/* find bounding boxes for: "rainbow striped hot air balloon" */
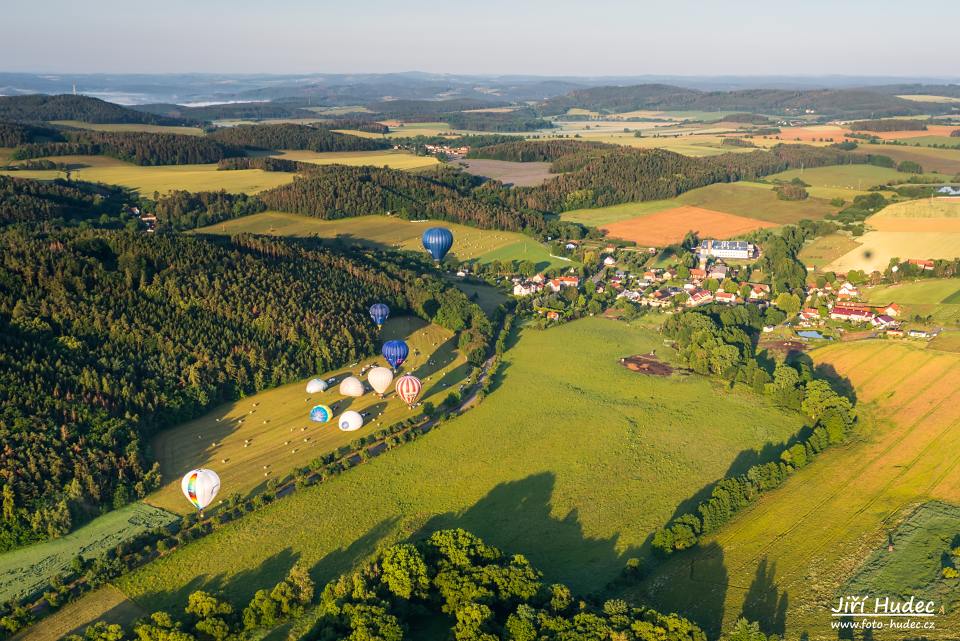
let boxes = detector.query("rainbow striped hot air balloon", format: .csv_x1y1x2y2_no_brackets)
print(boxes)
369,303,390,328
310,404,333,423
181,469,220,513
422,227,453,262
382,339,409,369
395,374,423,407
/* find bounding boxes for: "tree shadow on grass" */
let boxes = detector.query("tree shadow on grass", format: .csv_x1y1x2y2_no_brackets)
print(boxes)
739,557,788,637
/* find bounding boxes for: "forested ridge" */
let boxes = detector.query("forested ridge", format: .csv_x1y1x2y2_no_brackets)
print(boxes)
466,139,614,163
0,121,65,147
0,229,483,550
0,95,193,126
849,118,928,132
11,130,243,166
208,123,389,152
0,176,130,226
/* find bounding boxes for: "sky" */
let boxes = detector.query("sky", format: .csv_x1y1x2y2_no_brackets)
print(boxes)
4,0,959,77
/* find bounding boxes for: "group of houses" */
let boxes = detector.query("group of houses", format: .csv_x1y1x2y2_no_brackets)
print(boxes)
511,273,581,297
421,143,470,158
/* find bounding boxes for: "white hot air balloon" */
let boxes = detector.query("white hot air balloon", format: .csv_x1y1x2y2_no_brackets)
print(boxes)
338,410,364,432
181,469,221,513
367,366,394,396
339,376,365,397
306,378,328,394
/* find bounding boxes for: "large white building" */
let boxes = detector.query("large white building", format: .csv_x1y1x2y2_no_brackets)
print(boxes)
698,240,755,260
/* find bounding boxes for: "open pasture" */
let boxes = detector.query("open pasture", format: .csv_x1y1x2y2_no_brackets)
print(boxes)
798,232,862,269
858,142,960,175
269,148,438,170
197,211,574,271
146,316,470,513
0,154,293,195
864,278,960,325
629,340,960,639
49,120,206,136
826,231,960,274
0,503,176,603
115,317,805,616
897,94,960,103
12,586,145,641
600,205,777,246
767,164,907,197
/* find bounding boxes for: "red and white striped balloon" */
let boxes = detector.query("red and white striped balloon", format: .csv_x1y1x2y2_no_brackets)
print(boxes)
395,374,423,406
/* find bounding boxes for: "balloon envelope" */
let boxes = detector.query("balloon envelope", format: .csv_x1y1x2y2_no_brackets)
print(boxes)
181,469,220,511
368,366,394,395
382,340,409,369
369,303,390,327
422,227,454,262
338,410,363,432
306,378,328,394
339,376,365,397
395,375,423,406
309,404,333,422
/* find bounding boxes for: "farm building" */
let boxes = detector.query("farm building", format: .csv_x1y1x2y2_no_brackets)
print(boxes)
907,258,935,271
871,314,897,328
698,239,755,260
830,306,874,323
937,186,960,196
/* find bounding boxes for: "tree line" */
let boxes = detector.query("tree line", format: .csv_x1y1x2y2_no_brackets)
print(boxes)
207,123,389,152
0,229,486,550
62,529,707,641
849,118,928,132
12,131,243,166
0,176,129,226
0,121,65,147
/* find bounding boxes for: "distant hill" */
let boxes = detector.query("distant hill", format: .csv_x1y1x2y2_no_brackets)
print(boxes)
0,94,194,125
133,101,316,122
538,84,954,118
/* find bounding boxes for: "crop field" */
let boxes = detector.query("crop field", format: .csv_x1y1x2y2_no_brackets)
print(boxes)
0,502,177,602
930,332,960,353
13,585,145,641
858,143,960,175
766,164,908,198
561,199,676,226
49,120,206,136
897,95,960,103
864,279,960,325
574,132,754,157
147,316,470,513
113,317,804,617
797,232,862,269
868,125,959,141
888,135,960,148
826,231,960,274
196,211,574,271
0,155,293,195
628,340,960,639
600,205,777,246
269,149,438,170
869,198,960,232
454,159,555,186
342,121,453,139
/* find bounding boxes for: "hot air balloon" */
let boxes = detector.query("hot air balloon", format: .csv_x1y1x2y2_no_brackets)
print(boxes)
422,227,454,262
369,303,390,328
382,340,409,369
338,410,363,432
339,376,365,397
309,404,333,423
306,378,328,394
368,366,394,396
395,374,423,407
181,469,220,513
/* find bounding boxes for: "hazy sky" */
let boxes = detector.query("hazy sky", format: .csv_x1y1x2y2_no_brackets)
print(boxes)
4,0,959,76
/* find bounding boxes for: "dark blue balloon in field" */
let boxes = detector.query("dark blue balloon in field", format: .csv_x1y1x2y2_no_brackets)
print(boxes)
369,303,390,328
382,340,409,369
421,227,454,262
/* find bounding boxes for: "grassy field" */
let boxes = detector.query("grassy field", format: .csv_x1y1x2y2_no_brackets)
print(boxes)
797,233,862,269
446,279,510,316
146,316,470,513
12,585,145,641
827,231,960,274
628,340,960,639
0,503,176,602
897,95,960,104
112,317,804,618
0,155,293,195
858,143,960,175
843,500,960,607
863,279,960,325
49,120,206,136
196,212,574,271
766,165,907,199
561,181,838,229
269,149,438,170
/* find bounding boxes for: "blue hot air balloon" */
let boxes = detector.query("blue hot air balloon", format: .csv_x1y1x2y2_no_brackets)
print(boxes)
309,404,333,423
369,303,390,328
421,227,454,262
382,339,409,369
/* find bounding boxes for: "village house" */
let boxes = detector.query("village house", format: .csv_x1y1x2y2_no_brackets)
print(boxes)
907,258,935,271
837,282,860,300
698,239,755,260
908,329,931,338
748,283,770,300
886,329,905,338
546,276,580,292
512,281,544,296
687,289,714,307
714,291,738,304
871,314,897,328
690,267,707,281
708,263,729,280
799,307,820,321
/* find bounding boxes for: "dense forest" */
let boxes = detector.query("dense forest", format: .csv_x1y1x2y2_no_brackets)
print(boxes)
441,108,552,132
538,84,951,118
364,98,509,118
216,156,306,172
467,139,613,163
0,176,129,226
0,229,485,550
64,529,712,641
208,123,389,152
12,131,242,166
0,121,65,147
0,95,192,125
132,101,314,122
849,118,928,132
152,190,266,229
258,164,543,232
